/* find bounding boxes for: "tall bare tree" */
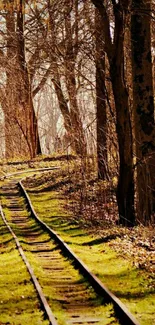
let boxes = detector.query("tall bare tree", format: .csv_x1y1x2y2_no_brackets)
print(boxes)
5,1,21,157
46,0,87,156
0,0,48,158
16,0,41,158
63,0,87,156
91,0,135,226
131,0,155,224
95,8,107,179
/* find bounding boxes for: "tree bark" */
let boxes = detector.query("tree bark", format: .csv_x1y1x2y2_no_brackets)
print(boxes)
4,0,41,159
51,67,72,137
91,0,135,226
48,0,86,156
5,0,27,159
64,0,87,157
110,62,135,226
16,0,41,158
95,9,107,179
131,0,155,224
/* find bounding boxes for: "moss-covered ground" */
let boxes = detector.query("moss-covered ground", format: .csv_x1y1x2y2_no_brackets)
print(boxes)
0,179,119,325
0,215,49,325
0,157,154,325
24,168,154,325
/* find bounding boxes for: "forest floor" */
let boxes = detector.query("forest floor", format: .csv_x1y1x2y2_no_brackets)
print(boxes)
0,155,155,325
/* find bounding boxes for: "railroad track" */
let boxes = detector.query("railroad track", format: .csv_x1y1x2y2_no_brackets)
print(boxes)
0,172,140,325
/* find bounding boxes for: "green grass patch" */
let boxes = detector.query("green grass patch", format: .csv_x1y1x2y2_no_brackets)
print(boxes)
1,180,120,325
28,188,155,325
0,218,49,325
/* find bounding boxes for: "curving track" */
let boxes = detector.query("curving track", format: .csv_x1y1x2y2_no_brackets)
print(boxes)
0,169,140,325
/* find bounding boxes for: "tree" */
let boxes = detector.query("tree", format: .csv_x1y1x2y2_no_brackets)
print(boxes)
46,0,73,148
95,8,107,179
90,0,135,226
0,0,42,159
44,0,87,156
131,0,155,224
5,0,22,158
16,0,41,158
63,0,87,156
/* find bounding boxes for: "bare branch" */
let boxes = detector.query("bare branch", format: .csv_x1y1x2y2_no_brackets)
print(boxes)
32,64,53,97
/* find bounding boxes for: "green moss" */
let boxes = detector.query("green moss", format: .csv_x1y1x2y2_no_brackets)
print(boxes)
1,186,119,325
28,188,155,325
0,221,49,324
1,168,154,325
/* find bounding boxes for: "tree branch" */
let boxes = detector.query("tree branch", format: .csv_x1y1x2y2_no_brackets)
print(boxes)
90,0,113,60
32,64,53,97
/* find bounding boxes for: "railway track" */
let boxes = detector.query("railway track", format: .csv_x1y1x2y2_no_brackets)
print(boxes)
0,172,140,325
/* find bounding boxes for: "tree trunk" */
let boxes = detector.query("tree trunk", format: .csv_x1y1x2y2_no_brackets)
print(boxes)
16,0,41,158
52,74,72,135
64,0,87,157
5,0,41,159
91,0,135,226
110,62,135,226
5,1,23,159
48,0,86,156
131,0,155,224
65,60,87,156
95,9,107,179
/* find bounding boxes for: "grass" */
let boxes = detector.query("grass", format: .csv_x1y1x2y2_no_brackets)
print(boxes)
0,184,119,325
0,159,154,325
25,250,118,325
27,187,155,325
0,218,49,325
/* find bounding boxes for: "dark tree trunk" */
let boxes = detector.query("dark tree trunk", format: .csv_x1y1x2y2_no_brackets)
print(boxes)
110,63,135,226
131,0,155,224
95,9,107,180
91,0,135,226
4,0,41,159
4,1,29,159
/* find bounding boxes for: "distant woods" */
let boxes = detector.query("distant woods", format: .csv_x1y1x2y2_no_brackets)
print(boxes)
0,0,154,226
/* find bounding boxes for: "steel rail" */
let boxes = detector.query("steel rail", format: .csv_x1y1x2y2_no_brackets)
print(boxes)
1,167,59,179
0,204,58,325
19,180,140,325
